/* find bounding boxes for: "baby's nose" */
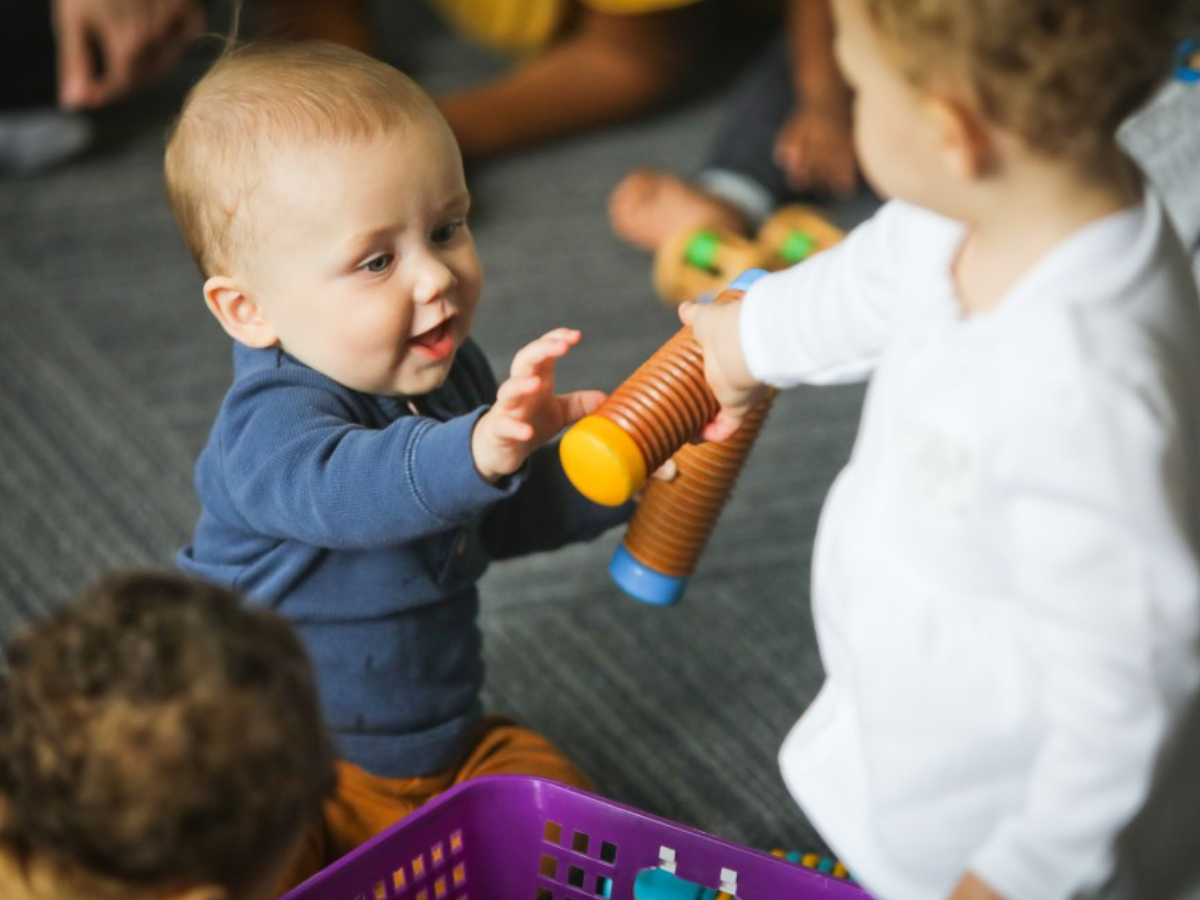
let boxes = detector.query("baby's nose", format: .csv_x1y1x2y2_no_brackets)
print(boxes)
413,257,457,304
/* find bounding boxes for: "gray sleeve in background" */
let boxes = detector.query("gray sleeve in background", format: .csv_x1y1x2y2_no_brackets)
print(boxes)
1121,81,1200,278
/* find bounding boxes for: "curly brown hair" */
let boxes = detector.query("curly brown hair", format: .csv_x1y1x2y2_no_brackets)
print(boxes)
862,0,1200,158
0,571,336,899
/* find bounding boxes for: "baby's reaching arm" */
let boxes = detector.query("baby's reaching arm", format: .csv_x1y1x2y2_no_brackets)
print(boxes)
471,328,604,481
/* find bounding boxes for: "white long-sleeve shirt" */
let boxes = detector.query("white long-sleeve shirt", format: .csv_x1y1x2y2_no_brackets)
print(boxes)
740,193,1200,900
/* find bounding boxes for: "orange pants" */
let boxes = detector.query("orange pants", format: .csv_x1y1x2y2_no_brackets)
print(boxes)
276,717,589,896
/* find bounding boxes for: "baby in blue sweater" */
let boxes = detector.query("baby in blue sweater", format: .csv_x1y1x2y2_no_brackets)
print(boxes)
164,39,630,890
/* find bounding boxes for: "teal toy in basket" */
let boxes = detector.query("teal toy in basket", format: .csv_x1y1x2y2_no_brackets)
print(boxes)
633,850,854,899
279,775,870,900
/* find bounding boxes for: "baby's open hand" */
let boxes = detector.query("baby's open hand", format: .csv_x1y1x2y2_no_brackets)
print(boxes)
471,328,605,482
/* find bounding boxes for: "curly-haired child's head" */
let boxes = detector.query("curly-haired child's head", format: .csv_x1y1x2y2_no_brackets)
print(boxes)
0,571,336,900
164,40,446,276
859,0,1196,159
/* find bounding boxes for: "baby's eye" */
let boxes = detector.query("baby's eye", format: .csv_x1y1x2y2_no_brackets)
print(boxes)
432,220,464,244
361,253,394,273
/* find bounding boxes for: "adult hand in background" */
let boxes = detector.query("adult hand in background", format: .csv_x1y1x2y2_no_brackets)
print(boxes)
774,98,858,198
53,0,206,109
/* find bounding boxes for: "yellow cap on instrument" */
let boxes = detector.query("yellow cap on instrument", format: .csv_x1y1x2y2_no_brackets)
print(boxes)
559,415,647,507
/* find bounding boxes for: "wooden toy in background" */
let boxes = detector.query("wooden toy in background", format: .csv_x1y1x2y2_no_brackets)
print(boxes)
653,226,766,306
653,204,845,306
755,205,846,271
559,270,773,606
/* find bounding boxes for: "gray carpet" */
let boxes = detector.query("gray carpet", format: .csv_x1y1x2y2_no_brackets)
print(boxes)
4,1,1199,887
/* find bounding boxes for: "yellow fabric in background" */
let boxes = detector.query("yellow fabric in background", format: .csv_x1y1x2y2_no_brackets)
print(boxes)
585,0,700,13
430,0,701,54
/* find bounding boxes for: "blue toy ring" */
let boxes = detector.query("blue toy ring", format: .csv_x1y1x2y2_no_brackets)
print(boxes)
1176,38,1200,83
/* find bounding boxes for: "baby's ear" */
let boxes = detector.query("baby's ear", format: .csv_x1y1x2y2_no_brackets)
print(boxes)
203,276,278,349
924,96,994,182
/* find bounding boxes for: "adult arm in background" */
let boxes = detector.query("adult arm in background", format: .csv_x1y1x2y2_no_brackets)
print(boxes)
773,0,857,196
438,3,704,159
53,0,206,109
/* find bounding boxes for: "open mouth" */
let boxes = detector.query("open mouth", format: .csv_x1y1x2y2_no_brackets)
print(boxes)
409,317,457,361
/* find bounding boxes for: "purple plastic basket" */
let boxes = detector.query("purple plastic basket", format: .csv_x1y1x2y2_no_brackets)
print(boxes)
280,775,871,900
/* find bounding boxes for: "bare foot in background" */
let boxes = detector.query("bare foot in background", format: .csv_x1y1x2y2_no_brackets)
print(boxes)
608,168,750,252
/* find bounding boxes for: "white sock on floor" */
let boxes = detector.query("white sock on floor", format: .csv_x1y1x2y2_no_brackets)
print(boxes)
0,108,91,175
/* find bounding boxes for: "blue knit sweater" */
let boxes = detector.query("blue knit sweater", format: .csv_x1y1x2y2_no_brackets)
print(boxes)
178,340,630,777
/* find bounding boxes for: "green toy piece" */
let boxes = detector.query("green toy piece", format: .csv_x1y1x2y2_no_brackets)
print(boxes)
780,229,819,265
684,229,723,271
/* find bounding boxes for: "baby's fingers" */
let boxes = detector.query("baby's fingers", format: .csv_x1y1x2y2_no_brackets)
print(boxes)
489,416,536,442
511,328,581,377
700,410,745,443
651,458,678,481
560,389,607,424
539,327,582,343
494,375,542,410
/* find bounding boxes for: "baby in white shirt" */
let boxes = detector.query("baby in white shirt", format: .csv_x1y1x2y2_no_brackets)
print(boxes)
683,2,1200,900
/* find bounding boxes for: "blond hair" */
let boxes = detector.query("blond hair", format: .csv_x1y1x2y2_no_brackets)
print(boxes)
164,41,444,275
862,0,1198,158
